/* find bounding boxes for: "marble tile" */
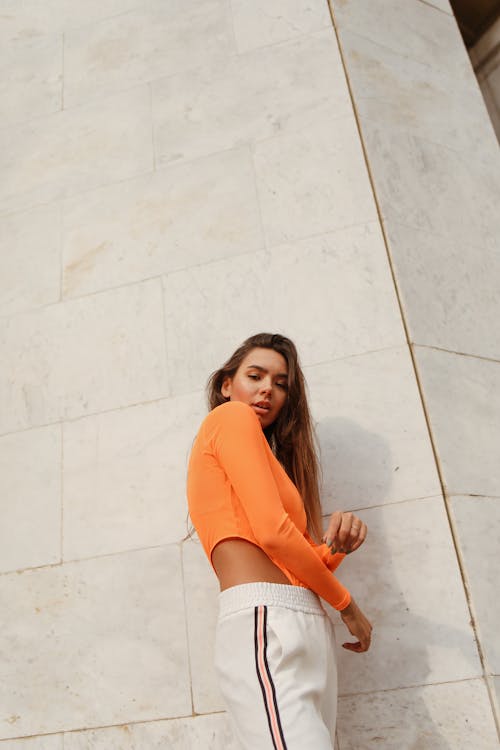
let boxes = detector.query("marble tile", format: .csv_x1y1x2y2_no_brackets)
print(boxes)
0,0,141,43
0,546,190,739
162,224,405,396
0,34,62,127
0,204,61,317
253,114,378,246
63,391,206,561
361,124,500,251
337,28,497,162
64,0,234,109
423,0,453,13
231,0,332,52
331,497,481,693
413,347,500,497
0,86,153,216
332,0,461,72
153,29,352,168
62,147,263,299
450,496,500,673
337,679,498,750
0,278,168,434
182,538,224,713
383,221,500,361
0,425,60,573
494,676,500,710
0,737,63,750
305,348,440,512
64,713,238,749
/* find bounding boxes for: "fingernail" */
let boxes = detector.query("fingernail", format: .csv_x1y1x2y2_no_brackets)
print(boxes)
325,537,332,547
330,547,337,554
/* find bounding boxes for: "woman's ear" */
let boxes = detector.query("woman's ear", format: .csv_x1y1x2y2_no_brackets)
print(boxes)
221,376,232,399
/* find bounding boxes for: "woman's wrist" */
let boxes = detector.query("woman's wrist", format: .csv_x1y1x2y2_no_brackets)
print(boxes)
340,597,357,617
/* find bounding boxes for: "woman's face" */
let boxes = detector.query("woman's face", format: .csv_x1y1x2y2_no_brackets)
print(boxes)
221,347,289,428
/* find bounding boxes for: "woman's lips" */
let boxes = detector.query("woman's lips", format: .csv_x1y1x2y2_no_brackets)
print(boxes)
252,404,271,415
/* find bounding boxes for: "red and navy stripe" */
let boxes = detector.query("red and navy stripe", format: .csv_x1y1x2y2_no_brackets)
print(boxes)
254,605,288,750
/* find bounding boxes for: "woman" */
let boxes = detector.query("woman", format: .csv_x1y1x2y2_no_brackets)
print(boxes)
186,332,372,749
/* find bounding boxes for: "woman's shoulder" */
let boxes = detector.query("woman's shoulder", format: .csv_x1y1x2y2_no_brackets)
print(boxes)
199,400,259,436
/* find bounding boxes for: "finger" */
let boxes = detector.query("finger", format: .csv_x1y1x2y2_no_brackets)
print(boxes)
322,511,343,547
342,641,363,652
337,512,354,548
349,523,368,553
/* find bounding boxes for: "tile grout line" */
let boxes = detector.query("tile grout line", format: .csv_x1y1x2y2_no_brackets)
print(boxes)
0,216,380,320
0,710,231,743
4,341,500,444
325,0,500,738
416,0,454,16
337,674,491,699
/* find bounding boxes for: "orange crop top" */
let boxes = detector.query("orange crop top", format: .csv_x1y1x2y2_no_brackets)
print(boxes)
186,400,351,611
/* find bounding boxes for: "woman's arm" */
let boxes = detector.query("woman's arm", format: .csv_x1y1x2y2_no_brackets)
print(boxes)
304,530,346,572
208,401,351,611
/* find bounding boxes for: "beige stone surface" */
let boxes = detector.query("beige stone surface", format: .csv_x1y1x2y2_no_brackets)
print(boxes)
450,496,500,674
0,424,60,573
0,1,140,42
0,34,62,127
0,278,168,434
305,347,441,511
63,713,238,749
63,392,205,561
231,0,331,52
162,224,404,395
337,679,498,749
494,677,500,710
331,497,480,693
0,204,61,318
414,347,500,497
361,124,500,250
153,29,352,168
337,27,497,161
0,737,63,750
62,147,263,299
182,539,224,714
64,1,234,109
384,221,500,360
0,546,191,739
0,86,153,216
331,0,465,72
253,113,377,246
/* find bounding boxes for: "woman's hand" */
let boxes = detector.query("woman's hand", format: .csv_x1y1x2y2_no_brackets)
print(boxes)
321,511,367,554
340,597,372,652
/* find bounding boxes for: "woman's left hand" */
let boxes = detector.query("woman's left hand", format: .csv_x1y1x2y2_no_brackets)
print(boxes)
321,511,367,554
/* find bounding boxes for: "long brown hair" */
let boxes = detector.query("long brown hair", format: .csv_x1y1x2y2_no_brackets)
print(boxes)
184,332,324,543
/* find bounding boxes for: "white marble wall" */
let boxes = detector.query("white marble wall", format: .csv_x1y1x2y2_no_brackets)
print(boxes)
0,1,498,748
470,14,500,141
329,0,500,746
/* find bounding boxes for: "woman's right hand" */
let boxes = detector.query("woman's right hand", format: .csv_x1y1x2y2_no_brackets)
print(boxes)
340,597,372,652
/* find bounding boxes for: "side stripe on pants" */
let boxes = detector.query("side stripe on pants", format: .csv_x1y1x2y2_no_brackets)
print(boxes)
254,605,288,750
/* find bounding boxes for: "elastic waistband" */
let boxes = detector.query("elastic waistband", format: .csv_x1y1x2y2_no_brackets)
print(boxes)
218,582,325,617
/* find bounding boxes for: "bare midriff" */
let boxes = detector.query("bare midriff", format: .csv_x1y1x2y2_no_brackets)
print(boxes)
211,538,291,591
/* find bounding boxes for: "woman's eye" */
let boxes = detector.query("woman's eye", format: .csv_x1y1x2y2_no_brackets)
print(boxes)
277,383,288,389
248,374,259,380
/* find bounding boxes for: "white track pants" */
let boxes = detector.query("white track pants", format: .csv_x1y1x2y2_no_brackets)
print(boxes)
214,582,338,750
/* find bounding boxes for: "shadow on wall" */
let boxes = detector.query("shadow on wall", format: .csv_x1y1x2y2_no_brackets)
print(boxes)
317,416,476,749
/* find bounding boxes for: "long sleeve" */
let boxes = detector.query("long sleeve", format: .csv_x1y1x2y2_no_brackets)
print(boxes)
304,529,346,573
209,401,351,611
